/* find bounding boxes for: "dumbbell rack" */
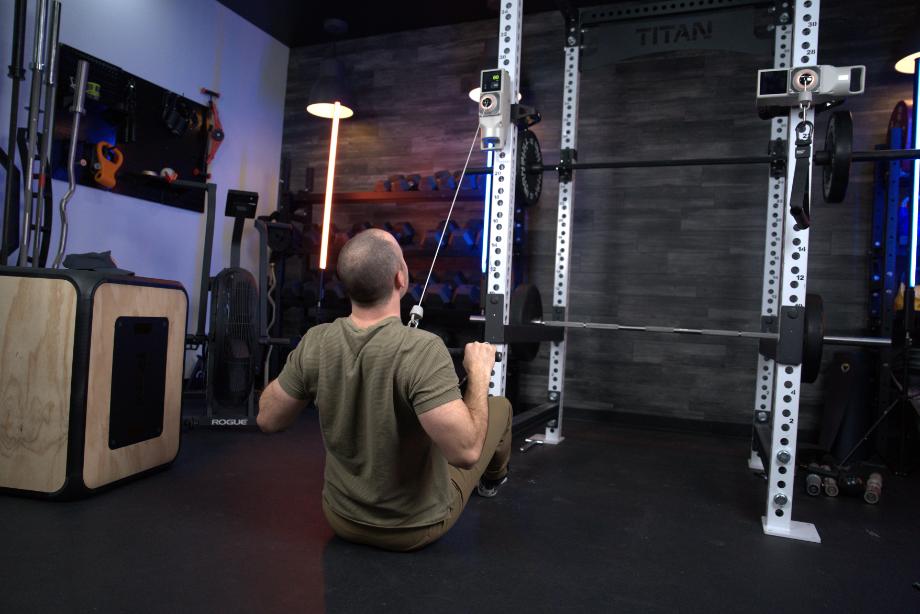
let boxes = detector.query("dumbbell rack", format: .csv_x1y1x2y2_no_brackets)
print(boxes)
289,189,497,332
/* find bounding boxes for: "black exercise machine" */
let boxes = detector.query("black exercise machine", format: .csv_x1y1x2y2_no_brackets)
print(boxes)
185,189,293,428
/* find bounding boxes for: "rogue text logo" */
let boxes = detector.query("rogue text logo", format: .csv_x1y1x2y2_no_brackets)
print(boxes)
211,418,248,426
635,21,713,46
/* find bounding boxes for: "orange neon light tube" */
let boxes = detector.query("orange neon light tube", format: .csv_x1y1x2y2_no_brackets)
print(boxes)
319,101,342,269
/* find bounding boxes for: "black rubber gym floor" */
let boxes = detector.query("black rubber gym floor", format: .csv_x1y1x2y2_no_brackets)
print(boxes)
1,413,917,613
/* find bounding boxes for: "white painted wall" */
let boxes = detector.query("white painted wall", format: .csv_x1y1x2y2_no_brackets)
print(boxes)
0,0,289,344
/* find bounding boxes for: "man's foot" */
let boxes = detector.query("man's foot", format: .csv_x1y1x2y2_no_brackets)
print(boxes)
476,474,508,498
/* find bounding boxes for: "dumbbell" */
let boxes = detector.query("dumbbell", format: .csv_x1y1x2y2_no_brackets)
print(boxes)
418,175,438,191
349,221,373,237
421,220,460,249
443,271,469,287
389,175,411,191
409,271,439,285
805,465,822,496
384,221,416,246
400,278,421,307
822,464,839,497
406,174,421,191
406,283,424,304
864,473,882,504
473,228,484,252
453,171,478,190
434,170,457,191
452,284,481,309
461,220,484,249
425,282,455,308
310,223,347,243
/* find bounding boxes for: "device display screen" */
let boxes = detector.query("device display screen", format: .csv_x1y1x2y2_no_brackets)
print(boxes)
482,70,502,92
849,66,864,92
759,69,788,96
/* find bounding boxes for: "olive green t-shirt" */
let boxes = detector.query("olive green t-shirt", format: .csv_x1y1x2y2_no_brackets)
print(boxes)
277,316,462,528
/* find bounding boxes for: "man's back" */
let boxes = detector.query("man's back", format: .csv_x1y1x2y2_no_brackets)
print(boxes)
277,316,461,527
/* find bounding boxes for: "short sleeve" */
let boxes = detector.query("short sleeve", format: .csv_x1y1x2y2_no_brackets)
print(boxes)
407,338,462,415
277,328,320,400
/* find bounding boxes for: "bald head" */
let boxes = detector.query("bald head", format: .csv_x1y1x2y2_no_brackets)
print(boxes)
336,229,405,308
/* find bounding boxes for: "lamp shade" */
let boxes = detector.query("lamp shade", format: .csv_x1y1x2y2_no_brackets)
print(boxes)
306,58,354,118
894,26,920,74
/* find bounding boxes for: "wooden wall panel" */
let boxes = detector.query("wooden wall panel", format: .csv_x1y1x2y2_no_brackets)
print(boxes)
282,1,919,427
0,277,77,493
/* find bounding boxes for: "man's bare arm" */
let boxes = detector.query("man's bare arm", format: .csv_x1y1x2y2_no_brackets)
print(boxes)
417,342,494,468
257,380,309,433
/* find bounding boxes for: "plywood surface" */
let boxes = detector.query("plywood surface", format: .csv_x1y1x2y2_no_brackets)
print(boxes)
83,283,186,489
0,276,77,493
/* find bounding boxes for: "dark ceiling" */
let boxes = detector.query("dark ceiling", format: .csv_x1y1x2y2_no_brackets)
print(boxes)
216,0,574,48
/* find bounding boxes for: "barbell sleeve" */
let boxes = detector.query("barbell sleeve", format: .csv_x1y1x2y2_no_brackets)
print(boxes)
822,335,892,347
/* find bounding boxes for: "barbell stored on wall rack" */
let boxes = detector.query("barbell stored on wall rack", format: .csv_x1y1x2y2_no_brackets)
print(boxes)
469,113,920,206
466,285,891,383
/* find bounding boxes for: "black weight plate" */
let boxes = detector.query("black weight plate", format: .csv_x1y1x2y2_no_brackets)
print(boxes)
509,283,542,361
802,293,824,383
822,111,853,204
516,129,543,207
888,100,913,174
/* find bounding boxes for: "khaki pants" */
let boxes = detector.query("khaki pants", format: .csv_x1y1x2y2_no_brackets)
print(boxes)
323,397,513,552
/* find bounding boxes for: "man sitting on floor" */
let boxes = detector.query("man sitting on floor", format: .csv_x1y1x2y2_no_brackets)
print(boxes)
257,229,512,551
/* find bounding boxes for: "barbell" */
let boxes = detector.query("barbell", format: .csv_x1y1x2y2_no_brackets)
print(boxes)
470,112,920,207
464,284,890,383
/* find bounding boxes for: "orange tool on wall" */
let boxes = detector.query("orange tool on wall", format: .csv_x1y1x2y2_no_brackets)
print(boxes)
198,87,224,178
94,141,124,189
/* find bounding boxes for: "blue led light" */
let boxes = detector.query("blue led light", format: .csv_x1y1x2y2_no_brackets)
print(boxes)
482,150,493,273
911,60,920,287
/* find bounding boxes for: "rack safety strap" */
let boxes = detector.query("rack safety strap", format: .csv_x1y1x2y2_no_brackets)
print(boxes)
788,107,815,229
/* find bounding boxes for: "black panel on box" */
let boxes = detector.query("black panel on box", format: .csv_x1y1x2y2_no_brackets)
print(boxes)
759,69,788,96
108,317,169,450
225,189,259,219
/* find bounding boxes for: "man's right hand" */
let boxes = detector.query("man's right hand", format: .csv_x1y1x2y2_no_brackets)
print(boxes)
463,342,496,379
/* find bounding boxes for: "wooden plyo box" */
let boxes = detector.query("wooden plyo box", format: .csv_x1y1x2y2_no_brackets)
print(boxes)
0,268,187,498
